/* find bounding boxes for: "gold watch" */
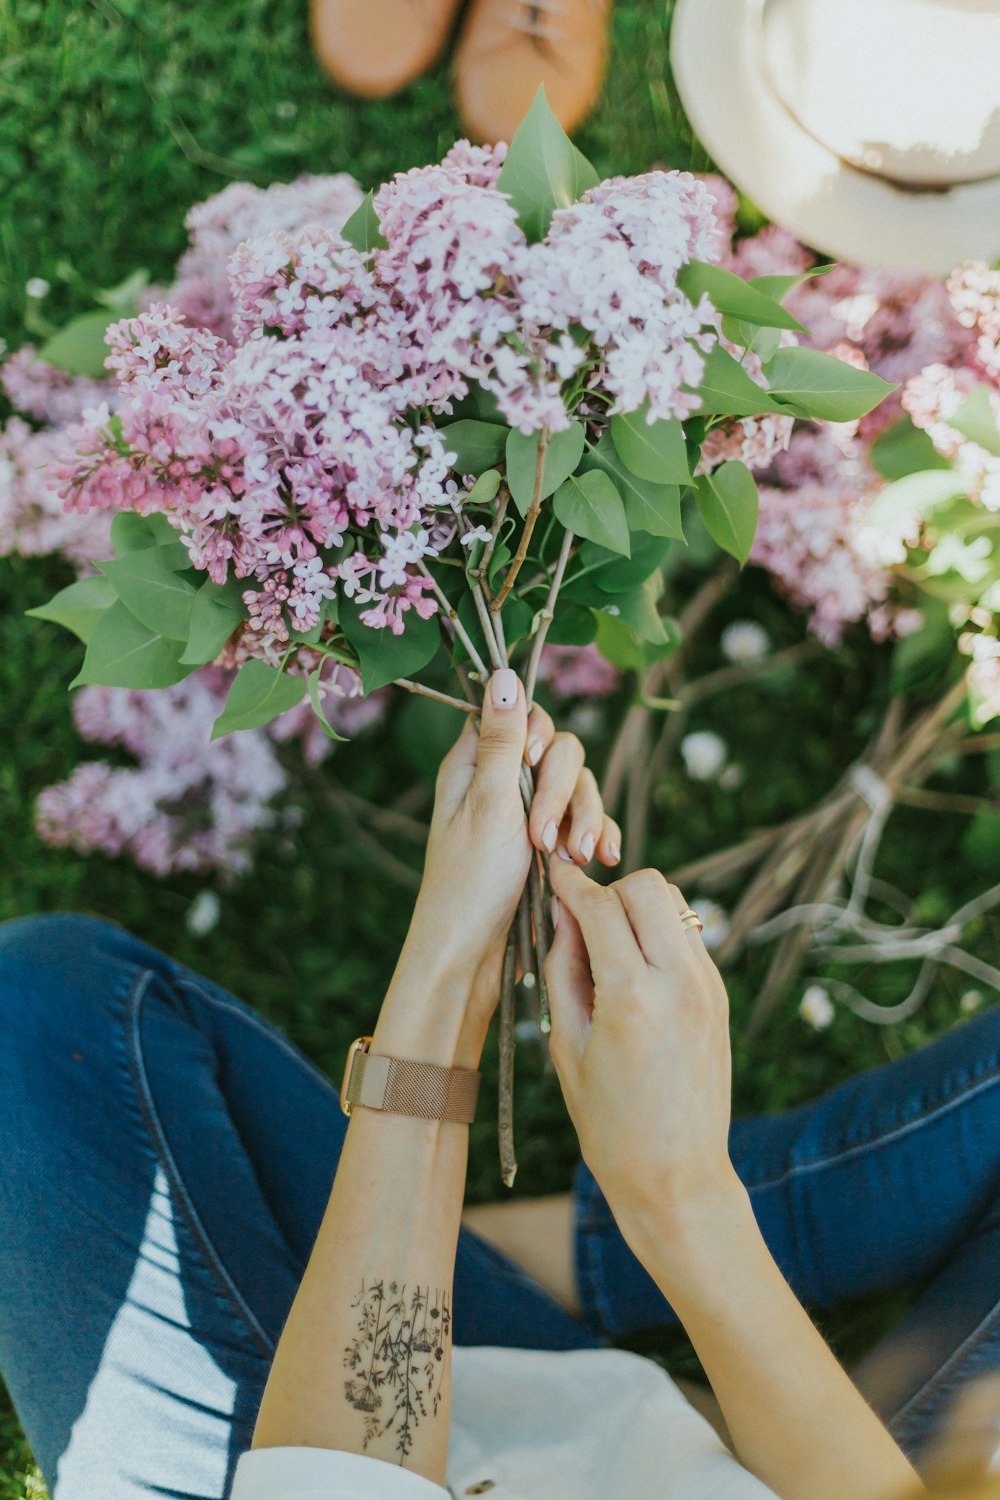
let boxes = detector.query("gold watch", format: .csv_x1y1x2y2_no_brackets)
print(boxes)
339,1036,481,1125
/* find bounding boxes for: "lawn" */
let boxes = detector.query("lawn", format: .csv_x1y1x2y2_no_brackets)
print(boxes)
1,2,996,1495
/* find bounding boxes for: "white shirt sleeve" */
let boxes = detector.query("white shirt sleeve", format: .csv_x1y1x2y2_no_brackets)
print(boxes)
231,1446,450,1500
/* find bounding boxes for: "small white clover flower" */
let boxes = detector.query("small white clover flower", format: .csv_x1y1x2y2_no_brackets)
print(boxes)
960,989,984,1013
800,984,835,1030
691,897,729,952
719,763,746,792
721,620,771,664
680,730,727,781
25,277,50,300
186,889,221,938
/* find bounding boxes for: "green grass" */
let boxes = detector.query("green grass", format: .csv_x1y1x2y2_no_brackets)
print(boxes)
1,3,997,1494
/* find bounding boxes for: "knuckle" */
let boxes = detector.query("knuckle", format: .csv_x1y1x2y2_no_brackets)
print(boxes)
552,731,585,767
619,867,667,899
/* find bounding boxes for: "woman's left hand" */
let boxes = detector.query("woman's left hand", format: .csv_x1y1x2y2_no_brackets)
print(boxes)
377,668,620,1069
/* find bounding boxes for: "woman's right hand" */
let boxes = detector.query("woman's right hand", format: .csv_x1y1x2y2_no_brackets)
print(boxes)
545,857,740,1241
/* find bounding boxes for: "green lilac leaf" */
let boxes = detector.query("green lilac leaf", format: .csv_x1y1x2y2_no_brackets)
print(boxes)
688,345,784,417
583,432,684,539
307,666,349,741
950,385,1000,457
870,418,951,480
749,265,833,301
441,419,509,476
38,309,113,378
72,600,194,689
721,315,781,364
211,659,307,738
340,191,387,253
694,460,759,564
867,470,969,527
506,421,585,515
553,469,630,556
677,261,805,332
26,574,117,644
609,404,690,485
545,599,598,646
93,268,150,313
111,511,190,568
466,468,502,506
609,573,670,643
340,600,440,693
576,533,671,595
763,346,897,422
496,86,599,241
180,577,246,665
99,548,199,640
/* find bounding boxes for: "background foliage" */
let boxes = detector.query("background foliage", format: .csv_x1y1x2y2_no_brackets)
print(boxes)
0,1,995,1493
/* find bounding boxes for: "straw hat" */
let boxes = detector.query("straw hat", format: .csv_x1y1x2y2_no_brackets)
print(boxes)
670,0,1000,271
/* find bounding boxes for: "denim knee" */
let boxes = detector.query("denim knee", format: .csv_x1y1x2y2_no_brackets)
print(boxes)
0,912,142,1049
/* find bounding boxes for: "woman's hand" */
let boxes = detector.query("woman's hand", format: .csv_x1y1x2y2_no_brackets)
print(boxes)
545,857,737,1238
377,669,620,1070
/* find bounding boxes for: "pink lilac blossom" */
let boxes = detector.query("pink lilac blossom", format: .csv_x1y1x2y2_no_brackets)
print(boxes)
56,155,725,655
537,643,621,699
0,417,112,565
1,346,110,427
903,363,1000,513
35,672,290,878
752,427,918,645
963,632,1000,726
162,174,365,340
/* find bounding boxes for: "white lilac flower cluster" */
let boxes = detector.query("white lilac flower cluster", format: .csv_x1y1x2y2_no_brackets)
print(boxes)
55,142,720,652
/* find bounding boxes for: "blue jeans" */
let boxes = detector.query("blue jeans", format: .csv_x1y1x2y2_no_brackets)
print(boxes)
1,915,999,1499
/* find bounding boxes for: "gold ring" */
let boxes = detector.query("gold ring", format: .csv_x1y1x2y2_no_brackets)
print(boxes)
678,908,704,932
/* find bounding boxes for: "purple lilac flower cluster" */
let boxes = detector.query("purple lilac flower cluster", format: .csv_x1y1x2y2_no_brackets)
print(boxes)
55,143,721,653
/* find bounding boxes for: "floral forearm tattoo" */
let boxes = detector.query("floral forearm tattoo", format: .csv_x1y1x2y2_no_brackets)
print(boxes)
343,1279,451,1463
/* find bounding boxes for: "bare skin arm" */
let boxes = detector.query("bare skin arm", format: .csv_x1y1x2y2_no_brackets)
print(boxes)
251,672,620,1485
545,857,923,1500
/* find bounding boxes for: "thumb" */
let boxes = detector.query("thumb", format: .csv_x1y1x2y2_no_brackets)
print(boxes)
472,669,527,797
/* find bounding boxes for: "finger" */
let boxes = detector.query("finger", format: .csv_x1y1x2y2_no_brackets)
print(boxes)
544,901,593,1066
597,814,622,867
528,732,585,854
524,704,554,768
615,872,706,970
548,857,646,989
471,669,528,799
434,715,480,814
566,768,604,864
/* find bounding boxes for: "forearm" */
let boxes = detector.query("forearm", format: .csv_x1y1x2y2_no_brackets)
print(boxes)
252,952,488,1487
625,1176,922,1500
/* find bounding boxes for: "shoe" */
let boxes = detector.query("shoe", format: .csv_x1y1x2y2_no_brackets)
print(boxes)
454,0,612,144
311,0,464,98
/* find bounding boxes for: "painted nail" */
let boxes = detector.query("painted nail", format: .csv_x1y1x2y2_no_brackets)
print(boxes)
609,840,621,863
542,818,558,852
551,894,560,929
489,668,519,710
527,737,544,766
580,831,596,862
556,843,574,863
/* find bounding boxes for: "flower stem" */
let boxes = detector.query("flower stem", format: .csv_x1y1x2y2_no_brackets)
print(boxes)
491,431,549,613
417,560,491,680
394,678,478,713
498,929,518,1189
524,527,574,711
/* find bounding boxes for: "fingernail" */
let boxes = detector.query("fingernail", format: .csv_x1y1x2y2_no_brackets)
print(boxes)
556,843,573,863
580,831,596,862
542,818,558,852
527,737,544,766
551,894,560,929
609,840,621,863
489,668,519,710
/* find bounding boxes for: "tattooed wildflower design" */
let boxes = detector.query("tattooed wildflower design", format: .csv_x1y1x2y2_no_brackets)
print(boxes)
343,1280,451,1462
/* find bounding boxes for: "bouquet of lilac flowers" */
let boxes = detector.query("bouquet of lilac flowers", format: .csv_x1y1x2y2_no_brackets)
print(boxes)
30,93,892,1175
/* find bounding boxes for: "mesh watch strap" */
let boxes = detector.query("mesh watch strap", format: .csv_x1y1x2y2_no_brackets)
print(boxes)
344,1044,481,1124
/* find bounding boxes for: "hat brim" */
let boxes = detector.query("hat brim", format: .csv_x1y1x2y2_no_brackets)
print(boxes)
670,0,1000,273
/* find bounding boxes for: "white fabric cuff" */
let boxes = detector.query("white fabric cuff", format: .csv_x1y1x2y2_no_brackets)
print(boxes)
231,1446,450,1500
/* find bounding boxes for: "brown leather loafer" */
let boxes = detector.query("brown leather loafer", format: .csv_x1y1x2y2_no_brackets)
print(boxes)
311,0,465,98
454,0,612,143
